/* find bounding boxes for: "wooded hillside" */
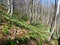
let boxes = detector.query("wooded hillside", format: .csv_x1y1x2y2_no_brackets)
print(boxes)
0,0,60,45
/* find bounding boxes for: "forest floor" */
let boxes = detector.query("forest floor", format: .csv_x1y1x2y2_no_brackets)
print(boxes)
0,21,58,45
0,4,58,45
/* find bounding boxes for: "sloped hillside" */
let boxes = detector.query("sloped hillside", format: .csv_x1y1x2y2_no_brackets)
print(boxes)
0,4,58,45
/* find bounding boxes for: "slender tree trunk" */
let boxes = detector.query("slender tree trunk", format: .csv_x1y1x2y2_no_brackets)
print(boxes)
30,0,33,24
10,0,13,15
47,0,50,25
7,0,13,15
7,0,10,14
48,0,60,41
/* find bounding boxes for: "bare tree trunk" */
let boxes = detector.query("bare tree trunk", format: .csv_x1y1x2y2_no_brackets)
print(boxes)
7,0,10,14
47,0,50,25
48,0,60,41
10,0,13,15
7,0,13,15
30,0,33,24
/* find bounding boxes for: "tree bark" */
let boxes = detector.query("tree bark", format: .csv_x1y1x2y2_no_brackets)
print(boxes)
48,0,60,41
7,0,13,15
10,0,13,15
7,0,10,14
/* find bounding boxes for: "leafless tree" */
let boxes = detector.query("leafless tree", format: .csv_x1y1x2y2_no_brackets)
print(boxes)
48,0,60,41
7,0,13,15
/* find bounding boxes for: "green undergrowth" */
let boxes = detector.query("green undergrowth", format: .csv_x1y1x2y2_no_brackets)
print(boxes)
0,4,51,45
0,10,51,45
0,3,6,6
